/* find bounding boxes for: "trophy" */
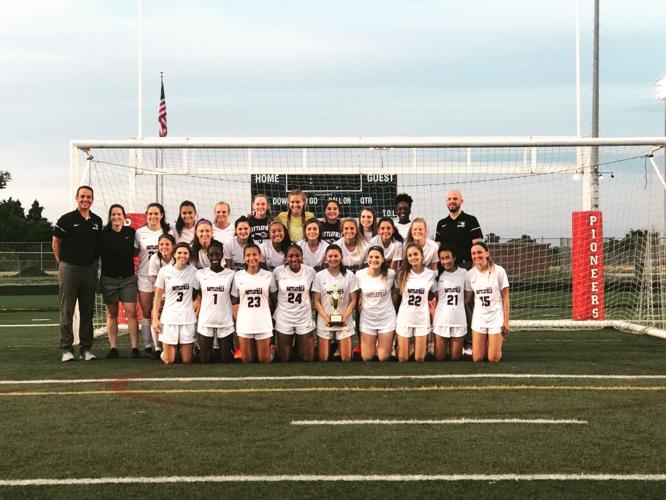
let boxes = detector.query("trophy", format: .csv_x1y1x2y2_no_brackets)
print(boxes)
328,284,344,327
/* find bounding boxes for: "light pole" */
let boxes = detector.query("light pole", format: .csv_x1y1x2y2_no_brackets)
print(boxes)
657,76,666,236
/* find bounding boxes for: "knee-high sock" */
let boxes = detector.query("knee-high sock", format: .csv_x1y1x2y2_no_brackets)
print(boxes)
141,318,152,348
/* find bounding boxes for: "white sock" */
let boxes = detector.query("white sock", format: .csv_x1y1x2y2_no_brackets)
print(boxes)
141,319,152,348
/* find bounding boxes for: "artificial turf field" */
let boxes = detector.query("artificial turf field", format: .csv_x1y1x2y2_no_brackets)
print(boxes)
0,308,664,499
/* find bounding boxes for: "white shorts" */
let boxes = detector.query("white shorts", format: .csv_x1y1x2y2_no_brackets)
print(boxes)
396,325,430,338
360,326,395,336
433,326,467,338
197,325,234,338
137,275,153,293
359,319,395,335
473,326,503,335
275,320,315,336
237,331,273,341
159,323,196,345
317,328,355,341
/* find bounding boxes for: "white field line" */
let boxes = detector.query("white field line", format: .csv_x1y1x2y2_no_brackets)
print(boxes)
0,474,665,486
0,374,665,385
291,418,588,425
0,324,58,328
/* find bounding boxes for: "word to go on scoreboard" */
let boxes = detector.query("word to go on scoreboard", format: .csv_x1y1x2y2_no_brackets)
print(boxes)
251,174,398,219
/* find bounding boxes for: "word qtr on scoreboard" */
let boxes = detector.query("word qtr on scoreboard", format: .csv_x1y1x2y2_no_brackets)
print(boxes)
571,211,605,320
251,174,398,219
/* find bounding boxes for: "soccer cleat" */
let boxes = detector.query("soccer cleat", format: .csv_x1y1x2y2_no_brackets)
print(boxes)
233,348,242,360
462,346,473,357
144,346,154,358
106,348,119,359
81,350,96,361
130,348,141,359
61,351,75,362
150,349,162,360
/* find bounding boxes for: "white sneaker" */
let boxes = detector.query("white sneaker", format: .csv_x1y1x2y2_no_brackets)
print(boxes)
61,351,75,362
462,346,473,357
81,350,96,361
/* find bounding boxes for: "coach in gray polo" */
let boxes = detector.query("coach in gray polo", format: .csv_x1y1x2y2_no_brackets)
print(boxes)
52,186,103,362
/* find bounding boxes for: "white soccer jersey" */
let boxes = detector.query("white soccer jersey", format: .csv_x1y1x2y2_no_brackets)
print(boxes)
213,224,235,245
396,268,437,328
298,240,329,271
466,265,510,330
312,269,359,331
368,235,403,264
223,237,248,271
402,239,439,267
433,268,467,327
232,269,277,334
155,264,199,325
260,240,285,270
175,226,194,244
333,238,369,272
361,229,374,243
394,221,411,240
356,268,396,329
192,249,211,270
135,226,165,277
148,252,174,278
273,264,316,328
196,267,235,328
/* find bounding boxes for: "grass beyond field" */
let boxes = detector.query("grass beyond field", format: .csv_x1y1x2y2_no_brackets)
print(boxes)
0,312,664,499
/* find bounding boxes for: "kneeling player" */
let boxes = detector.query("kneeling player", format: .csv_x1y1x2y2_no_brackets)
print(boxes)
432,245,467,361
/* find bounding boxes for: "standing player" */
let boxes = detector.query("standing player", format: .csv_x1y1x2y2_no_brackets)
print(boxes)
52,186,103,361
260,220,291,271
465,242,510,363
147,233,175,359
435,189,484,356
321,199,342,244
312,245,359,362
355,246,397,362
248,194,271,245
395,243,437,362
299,218,329,271
369,217,403,271
358,206,378,243
276,189,315,242
432,245,467,361
232,244,277,364
196,240,235,363
134,202,172,356
403,217,438,270
190,218,214,269
152,243,199,365
212,201,235,246
224,216,252,271
393,193,413,240
98,204,140,359
174,201,197,244
273,245,317,362
334,218,369,273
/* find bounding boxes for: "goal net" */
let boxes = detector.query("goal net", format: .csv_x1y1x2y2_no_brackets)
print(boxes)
68,137,666,338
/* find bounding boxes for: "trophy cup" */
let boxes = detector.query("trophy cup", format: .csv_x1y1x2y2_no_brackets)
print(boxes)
328,285,344,327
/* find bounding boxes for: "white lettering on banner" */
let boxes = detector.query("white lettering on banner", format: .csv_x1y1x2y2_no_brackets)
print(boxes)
592,308,599,319
367,174,395,183
254,175,280,183
589,215,597,225
589,214,600,317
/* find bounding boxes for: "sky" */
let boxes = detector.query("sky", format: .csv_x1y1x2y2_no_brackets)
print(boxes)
0,0,665,224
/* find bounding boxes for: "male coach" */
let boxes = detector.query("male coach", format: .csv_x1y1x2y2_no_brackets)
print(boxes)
435,189,483,354
52,186,103,361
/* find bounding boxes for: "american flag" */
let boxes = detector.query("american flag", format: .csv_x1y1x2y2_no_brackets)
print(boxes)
158,74,167,137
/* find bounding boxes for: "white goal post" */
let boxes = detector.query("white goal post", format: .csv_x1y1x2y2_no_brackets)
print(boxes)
68,136,666,339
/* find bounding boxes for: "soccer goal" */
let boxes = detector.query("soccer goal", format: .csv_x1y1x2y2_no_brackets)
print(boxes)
68,137,666,339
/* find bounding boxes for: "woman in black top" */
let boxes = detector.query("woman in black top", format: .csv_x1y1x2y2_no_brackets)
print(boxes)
99,204,140,358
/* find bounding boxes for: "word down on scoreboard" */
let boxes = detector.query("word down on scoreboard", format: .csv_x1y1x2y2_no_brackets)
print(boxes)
571,211,604,320
251,174,398,218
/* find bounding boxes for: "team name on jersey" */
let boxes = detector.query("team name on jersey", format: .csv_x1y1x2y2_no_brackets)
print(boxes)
477,286,493,294
322,231,340,239
206,285,226,292
286,285,305,292
172,284,190,291
365,290,386,298
443,286,461,293
407,287,425,294
246,288,263,295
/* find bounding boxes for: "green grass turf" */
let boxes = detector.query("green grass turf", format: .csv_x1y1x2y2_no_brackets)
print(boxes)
0,294,58,311
0,321,663,498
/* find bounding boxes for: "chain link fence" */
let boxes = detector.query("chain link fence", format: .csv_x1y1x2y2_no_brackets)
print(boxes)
0,242,58,285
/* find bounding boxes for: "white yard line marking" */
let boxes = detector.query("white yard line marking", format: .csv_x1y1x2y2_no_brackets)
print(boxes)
31,319,50,322
291,418,588,425
1,374,665,386
0,324,58,328
0,474,664,486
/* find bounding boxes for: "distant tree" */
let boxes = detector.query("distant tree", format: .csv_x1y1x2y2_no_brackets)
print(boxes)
0,197,52,241
0,171,10,189
507,234,536,244
486,232,501,243
27,200,46,222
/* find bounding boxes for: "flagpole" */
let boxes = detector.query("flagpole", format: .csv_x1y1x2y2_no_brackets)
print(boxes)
137,0,143,140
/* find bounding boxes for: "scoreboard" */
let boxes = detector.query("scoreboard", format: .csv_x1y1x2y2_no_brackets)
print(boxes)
251,174,398,218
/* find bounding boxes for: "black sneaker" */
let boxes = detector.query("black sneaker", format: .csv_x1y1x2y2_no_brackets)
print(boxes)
130,348,141,359
106,348,119,359
151,349,162,360
144,346,154,358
